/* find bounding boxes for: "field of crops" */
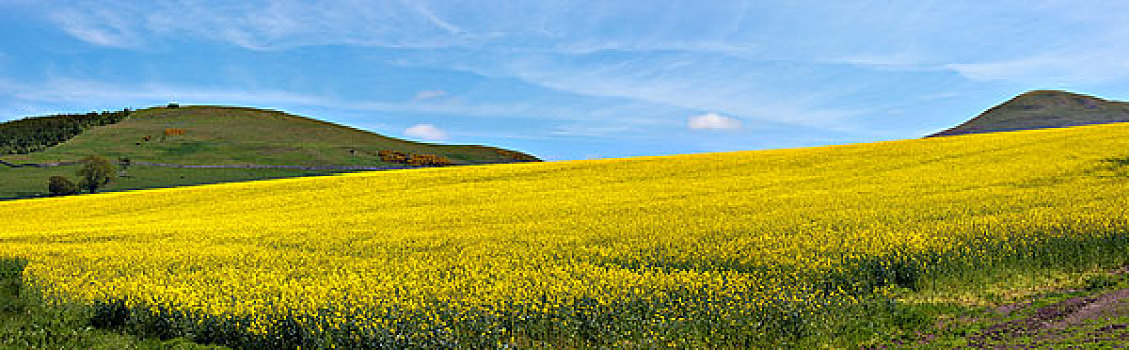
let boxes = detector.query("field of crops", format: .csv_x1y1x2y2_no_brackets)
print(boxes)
3,123,1129,347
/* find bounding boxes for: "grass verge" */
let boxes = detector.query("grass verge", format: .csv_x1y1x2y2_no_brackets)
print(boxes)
807,263,1129,348
0,258,224,349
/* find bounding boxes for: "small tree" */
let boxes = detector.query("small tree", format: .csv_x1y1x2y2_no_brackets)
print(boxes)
47,176,78,196
118,156,132,177
77,155,115,193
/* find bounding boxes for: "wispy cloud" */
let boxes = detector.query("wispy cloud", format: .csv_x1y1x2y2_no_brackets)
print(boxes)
688,112,742,131
412,89,448,101
408,0,463,34
0,77,683,128
22,0,1129,159
51,8,140,48
404,123,447,141
549,124,634,137
945,52,1129,84
7,78,325,106
22,1,953,135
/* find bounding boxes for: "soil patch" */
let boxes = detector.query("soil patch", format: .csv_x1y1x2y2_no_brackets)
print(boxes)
968,287,1129,348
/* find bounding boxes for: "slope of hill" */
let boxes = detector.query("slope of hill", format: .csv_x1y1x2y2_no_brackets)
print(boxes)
2,122,1128,347
0,105,538,198
929,90,1129,137
0,109,131,154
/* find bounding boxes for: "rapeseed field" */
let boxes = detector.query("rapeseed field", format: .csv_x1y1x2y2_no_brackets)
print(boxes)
2,123,1129,347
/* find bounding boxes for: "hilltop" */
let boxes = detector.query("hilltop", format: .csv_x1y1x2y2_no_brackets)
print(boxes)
2,121,1128,347
930,90,1129,137
0,105,538,198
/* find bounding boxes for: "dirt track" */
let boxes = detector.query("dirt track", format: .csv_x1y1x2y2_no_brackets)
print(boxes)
968,287,1129,348
0,160,78,168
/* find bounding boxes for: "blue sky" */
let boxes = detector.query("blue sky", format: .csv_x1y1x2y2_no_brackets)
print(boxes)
2,1,1128,160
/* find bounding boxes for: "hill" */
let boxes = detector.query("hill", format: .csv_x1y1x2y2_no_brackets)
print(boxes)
0,109,130,154
0,105,538,198
2,122,1128,347
929,90,1129,137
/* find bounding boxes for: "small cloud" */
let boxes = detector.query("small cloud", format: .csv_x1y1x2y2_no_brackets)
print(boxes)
413,89,448,101
404,124,448,141
688,112,742,131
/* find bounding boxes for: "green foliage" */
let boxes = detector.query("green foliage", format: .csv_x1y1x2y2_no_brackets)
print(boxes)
1,258,224,349
0,109,130,154
76,155,115,193
1084,274,1119,291
0,105,538,199
47,176,78,196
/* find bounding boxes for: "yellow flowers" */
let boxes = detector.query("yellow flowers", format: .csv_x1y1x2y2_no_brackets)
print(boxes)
2,123,1129,347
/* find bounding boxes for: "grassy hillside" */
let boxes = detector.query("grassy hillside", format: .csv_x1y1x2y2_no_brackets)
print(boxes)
0,105,537,198
930,90,1129,137
1,122,1129,347
0,109,130,154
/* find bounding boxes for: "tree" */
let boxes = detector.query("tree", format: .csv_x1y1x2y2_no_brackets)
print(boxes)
47,176,78,196
118,156,131,177
77,155,115,193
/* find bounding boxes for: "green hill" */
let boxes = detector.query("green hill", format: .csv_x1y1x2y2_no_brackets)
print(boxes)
3,118,1129,347
0,105,538,199
929,90,1129,137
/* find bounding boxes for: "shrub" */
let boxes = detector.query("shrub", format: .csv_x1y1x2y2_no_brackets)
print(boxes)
77,155,115,193
48,176,79,196
378,150,409,164
378,150,452,166
407,154,453,166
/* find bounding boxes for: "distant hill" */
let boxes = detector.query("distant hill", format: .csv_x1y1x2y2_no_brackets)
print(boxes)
0,105,538,199
929,90,1129,137
0,110,130,154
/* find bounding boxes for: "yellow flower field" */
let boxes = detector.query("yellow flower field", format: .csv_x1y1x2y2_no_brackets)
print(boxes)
2,123,1129,347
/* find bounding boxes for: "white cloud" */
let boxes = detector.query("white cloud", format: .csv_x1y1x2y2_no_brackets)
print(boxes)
412,89,448,101
404,123,448,141
37,1,1129,139
51,8,140,47
688,112,742,131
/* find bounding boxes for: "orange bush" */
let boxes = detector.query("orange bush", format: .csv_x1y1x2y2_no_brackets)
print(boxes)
378,150,408,163
407,154,453,166
378,150,451,166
